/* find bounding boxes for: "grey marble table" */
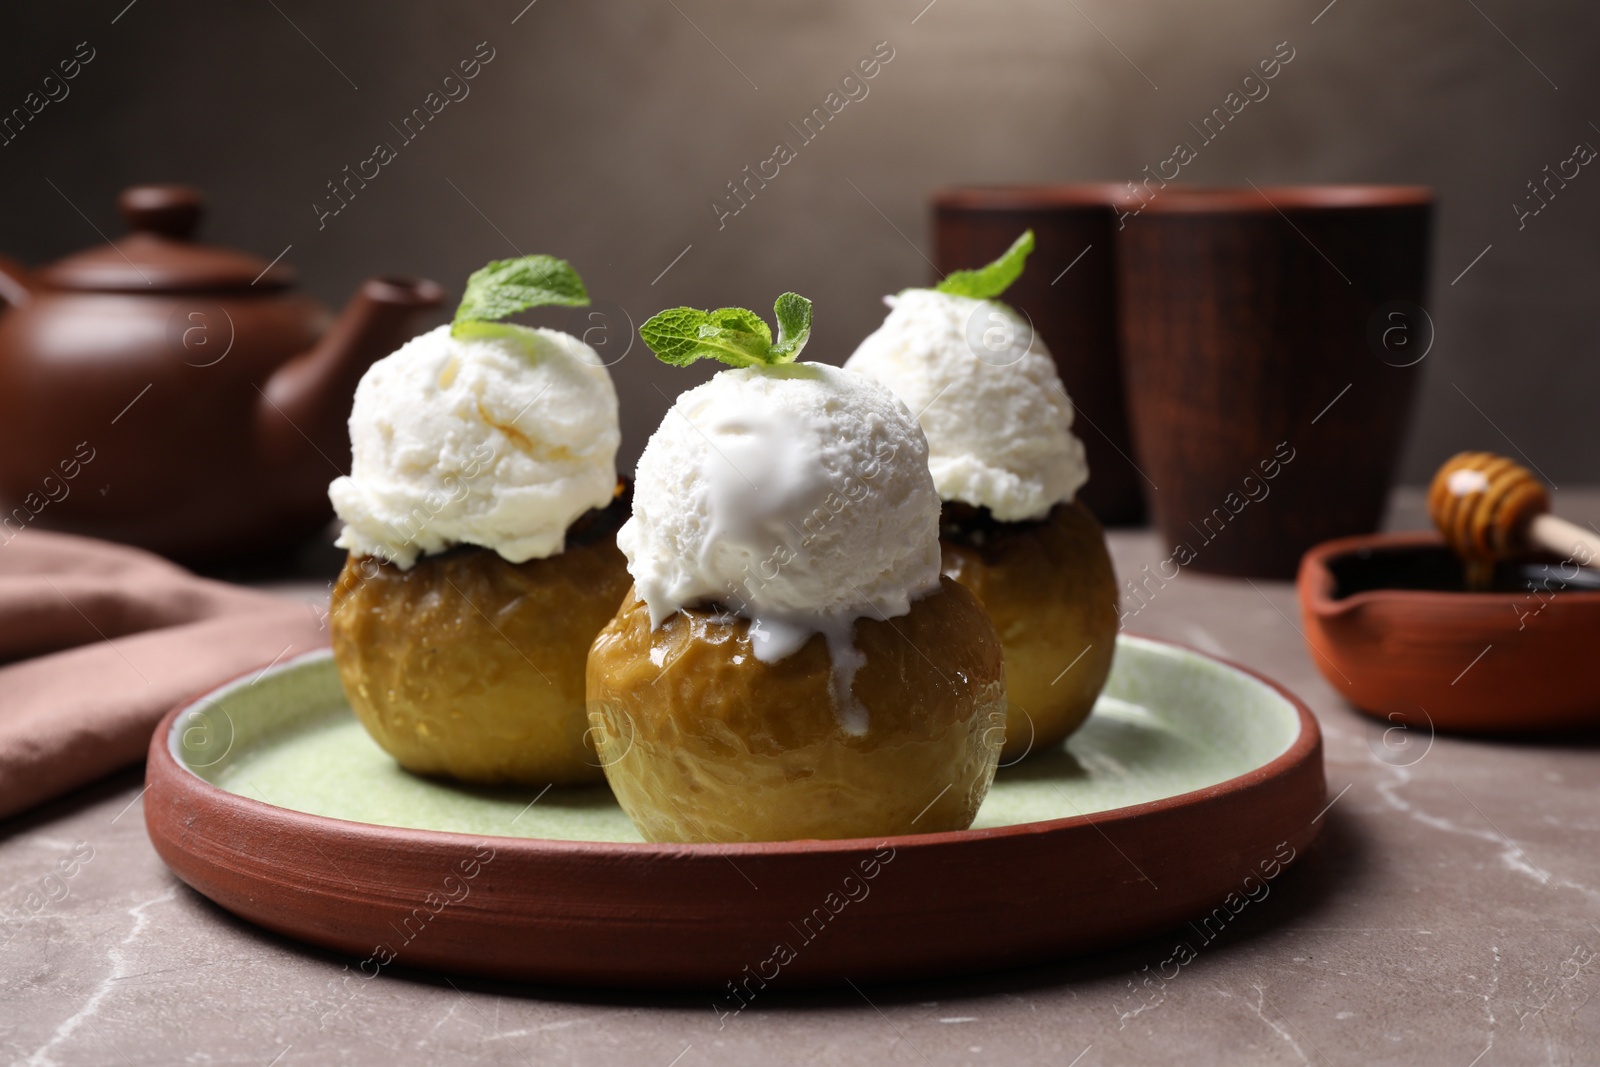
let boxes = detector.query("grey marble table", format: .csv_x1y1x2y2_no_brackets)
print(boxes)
4,490,1598,1067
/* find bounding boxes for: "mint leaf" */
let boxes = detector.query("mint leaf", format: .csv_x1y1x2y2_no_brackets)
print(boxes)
639,292,812,368
452,255,589,336
934,229,1035,300
639,308,768,367
636,308,709,366
707,307,773,346
770,292,813,360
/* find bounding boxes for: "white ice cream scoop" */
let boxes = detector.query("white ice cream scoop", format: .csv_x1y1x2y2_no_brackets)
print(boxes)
617,361,942,663
329,322,620,568
845,287,1087,522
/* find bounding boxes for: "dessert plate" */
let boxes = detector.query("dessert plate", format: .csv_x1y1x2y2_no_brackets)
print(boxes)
145,635,1324,989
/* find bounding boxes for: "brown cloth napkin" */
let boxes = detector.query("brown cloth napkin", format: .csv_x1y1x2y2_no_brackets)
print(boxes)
0,528,329,821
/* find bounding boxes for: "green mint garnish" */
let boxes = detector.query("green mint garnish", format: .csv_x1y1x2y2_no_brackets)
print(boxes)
933,229,1034,300
451,255,589,339
770,291,813,361
640,292,813,368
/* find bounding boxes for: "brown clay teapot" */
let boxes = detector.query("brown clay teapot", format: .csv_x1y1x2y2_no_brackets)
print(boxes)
0,184,443,562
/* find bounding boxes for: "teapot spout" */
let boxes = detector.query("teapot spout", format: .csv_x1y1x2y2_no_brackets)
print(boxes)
257,275,443,474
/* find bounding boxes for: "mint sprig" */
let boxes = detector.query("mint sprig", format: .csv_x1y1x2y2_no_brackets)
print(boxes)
934,229,1034,300
451,255,589,339
640,292,813,368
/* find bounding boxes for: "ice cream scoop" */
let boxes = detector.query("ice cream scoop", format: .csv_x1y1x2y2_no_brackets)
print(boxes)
328,322,620,568
844,287,1087,521
846,234,1116,763
617,361,942,667
591,292,1003,841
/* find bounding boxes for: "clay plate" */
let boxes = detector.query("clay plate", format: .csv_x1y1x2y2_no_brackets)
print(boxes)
145,635,1325,989
1298,531,1600,733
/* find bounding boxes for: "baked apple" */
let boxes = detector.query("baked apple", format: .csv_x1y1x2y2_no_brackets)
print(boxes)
588,577,1003,842
332,488,630,784
846,231,1118,758
939,499,1117,759
589,294,1005,842
326,255,628,785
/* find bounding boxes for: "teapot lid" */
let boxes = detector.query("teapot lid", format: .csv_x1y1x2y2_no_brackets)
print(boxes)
37,185,294,292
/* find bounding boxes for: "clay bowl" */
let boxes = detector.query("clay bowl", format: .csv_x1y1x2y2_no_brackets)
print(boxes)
1298,531,1600,732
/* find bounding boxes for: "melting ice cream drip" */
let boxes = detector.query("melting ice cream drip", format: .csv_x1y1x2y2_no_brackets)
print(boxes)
617,362,943,736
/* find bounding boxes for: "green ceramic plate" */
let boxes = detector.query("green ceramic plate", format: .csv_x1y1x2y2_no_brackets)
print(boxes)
177,635,1303,843
150,632,1323,986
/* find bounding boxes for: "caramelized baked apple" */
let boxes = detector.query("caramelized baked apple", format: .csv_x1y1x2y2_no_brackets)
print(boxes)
844,232,1121,759
587,576,1004,843
940,498,1117,760
331,491,631,785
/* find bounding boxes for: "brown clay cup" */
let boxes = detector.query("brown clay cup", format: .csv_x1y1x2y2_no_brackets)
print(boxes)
934,185,1147,526
1117,186,1433,577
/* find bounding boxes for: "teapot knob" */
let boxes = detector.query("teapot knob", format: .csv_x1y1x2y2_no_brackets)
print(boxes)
118,185,204,240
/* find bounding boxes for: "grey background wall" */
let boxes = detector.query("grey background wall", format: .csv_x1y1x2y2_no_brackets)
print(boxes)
1,0,1594,484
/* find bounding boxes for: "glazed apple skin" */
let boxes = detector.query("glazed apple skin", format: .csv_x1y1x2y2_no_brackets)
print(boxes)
330,530,632,785
587,577,1005,843
940,499,1118,761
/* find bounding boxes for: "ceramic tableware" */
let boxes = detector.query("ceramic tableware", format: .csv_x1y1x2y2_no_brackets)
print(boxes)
146,636,1325,988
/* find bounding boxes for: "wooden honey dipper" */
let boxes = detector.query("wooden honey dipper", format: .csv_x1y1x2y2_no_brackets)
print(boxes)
1428,451,1600,589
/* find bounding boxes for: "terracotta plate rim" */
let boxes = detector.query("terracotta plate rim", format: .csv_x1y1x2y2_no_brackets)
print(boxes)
149,632,1323,858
